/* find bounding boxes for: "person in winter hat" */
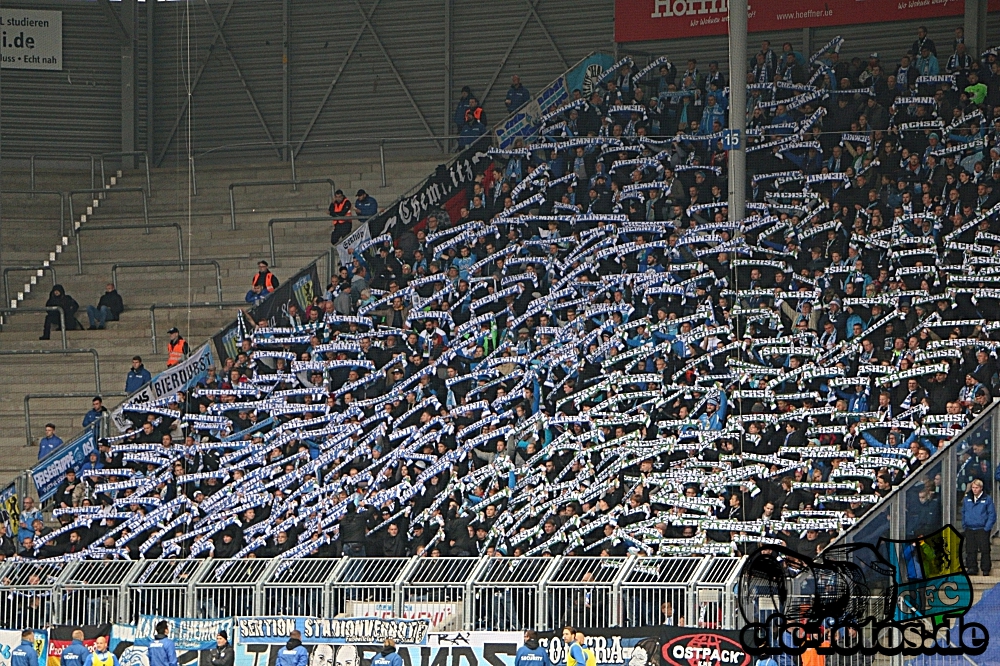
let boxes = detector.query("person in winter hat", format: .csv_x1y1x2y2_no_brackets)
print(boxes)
210,631,234,666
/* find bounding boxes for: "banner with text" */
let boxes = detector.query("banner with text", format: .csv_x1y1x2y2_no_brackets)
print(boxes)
109,617,230,666
336,222,372,268
615,0,1000,42
31,425,97,502
46,626,111,666
539,626,748,666
111,344,214,432
370,135,493,237
234,621,520,666
0,630,48,666
0,9,61,70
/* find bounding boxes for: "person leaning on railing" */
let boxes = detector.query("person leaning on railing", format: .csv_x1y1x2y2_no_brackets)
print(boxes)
329,188,352,244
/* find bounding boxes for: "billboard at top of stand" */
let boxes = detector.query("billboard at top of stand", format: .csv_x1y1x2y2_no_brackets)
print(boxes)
615,0,1000,42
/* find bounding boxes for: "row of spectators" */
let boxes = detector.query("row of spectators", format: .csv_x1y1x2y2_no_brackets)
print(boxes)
2,28,998,573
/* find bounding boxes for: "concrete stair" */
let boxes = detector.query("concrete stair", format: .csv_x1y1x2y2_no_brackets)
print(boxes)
0,150,446,486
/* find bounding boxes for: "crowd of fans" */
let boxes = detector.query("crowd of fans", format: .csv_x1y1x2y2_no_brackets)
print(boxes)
4,27,1000,570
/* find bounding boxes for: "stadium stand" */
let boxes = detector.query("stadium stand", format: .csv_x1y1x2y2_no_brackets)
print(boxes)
1,28,998,592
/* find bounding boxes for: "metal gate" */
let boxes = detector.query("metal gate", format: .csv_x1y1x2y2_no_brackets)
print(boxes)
0,560,64,629
468,556,556,631
194,558,273,619
331,557,409,620
263,558,343,618
399,557,480,631
620,557,704,629
126,559,206,622
58,560,134,626
543,557,628,629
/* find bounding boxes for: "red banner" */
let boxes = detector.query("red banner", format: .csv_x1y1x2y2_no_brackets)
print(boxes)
615,0,999,42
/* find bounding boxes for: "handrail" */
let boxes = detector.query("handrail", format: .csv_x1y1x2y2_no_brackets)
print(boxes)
67,186,149,236
76,223,183,274
827,397,1000,550
0,306,67,349
268,216,346,267
2,153,99,192
3,265,57,308
24,391,126,448
0,348,102,393
99,151,152,198
149,301,248,354
228,178,336,230
1,189,67,237
112,260,223,303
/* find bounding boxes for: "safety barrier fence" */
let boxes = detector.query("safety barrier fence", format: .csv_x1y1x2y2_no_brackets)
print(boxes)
76,224,183,274
22,392,126,449
0,555,744,631
1,190,67,237
111,260,224,304
2,266,58,309
228,179,336,231
2,152,151,198
67,187,150,237
268,216,348,268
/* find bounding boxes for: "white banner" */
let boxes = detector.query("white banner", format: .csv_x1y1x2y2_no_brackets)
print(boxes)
111,344,214,432
345,602,462,632
1,9,61,70
336,222,371,268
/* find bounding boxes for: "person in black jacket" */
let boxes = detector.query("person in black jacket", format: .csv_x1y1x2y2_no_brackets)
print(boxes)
86,283,125,330
339,502,376,556
210,632,234,666
40,284,81,339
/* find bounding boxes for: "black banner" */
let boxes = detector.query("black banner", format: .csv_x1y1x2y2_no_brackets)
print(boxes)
212,263,320,361
370,134,494,237
538,626,748,666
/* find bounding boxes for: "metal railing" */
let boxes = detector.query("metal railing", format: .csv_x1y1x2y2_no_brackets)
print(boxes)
5,152,151,196
149,301,248,354
76,223,183,274
23,392,126,448
228,178,336,230
67,187,149,236
3,153,100,192
99,151,152,198
0,554,745,629
268,216,349,267
0,306,67,349
112,260,223,303
0,349,102,394
1,190,67,237
3,266,57,308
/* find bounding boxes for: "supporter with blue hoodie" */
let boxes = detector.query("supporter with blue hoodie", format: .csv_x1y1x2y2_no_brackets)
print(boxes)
276,631,308,666
148,622,178,666
371,640,404,666
60,630,91,666
515,631,552,666
12,631,38,666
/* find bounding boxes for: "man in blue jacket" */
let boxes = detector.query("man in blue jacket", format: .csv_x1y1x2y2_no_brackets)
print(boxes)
962,479,996,576
505,75,531,113
61,630,91,666
148,621,178,666
276,631,308,666
370,640,404,666
12,631,38,666
515,631,552,666
125,356,151,394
